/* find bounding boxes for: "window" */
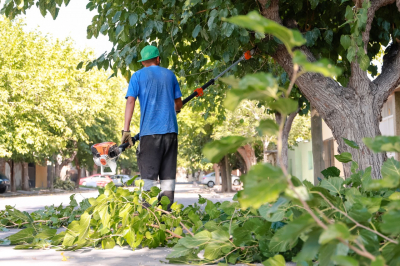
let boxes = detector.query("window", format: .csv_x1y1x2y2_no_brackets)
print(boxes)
308,151,313,170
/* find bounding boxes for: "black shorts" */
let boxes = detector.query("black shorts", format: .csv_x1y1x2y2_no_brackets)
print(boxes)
136,133,178,182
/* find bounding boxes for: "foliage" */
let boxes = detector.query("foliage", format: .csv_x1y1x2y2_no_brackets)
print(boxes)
2,3,400,265
53,178,76,191
0,17,139,172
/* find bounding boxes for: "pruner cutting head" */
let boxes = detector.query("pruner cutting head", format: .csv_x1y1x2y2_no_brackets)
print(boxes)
91,142,121,175
243,47,257,60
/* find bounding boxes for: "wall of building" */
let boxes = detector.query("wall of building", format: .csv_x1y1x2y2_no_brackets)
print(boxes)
35,165,47,188
288,141,314,184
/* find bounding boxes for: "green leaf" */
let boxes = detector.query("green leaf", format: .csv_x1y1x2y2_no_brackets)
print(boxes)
366,158,400,190
347,46,356,62
154,21,163,33
293,50,342,78
363,136,400,153
160,196,170,209
269,98,298,116
123,227,136,248
259,197,288,222
78,212,91,242
358,53,370,71
211,230,230,241
320,177,344,194
166,243,192,258
293,228,322,262
7,228,35,244
225,11,305,51
351,161,358,174
323,29,333,44
382,210,400,235
224,73,278,111
180,230,211,248
76,61,84,70
309,0,319,9
340,35,351,50
192,24,201,38
129,13,138,26
262,254,286,266
345,5,354,20
239,163,286,209
257,119,279,136
304,28,320,47
321,166,341,178
371,256,386,266
204,242,231,260
112,11,121,23
35,228,57,240
343,138,359,149
334,152,352,163
203,136,248,163
269,214,315,252
319,223,350,244
102,237,116,249
333,255,359,266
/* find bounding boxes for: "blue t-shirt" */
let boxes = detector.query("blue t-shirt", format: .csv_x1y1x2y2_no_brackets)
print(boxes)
125,66,182,137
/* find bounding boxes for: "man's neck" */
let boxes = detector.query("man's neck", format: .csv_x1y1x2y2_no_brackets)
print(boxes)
144,63,158,67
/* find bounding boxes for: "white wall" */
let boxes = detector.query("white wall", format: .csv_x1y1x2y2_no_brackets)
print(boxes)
288,141,314,183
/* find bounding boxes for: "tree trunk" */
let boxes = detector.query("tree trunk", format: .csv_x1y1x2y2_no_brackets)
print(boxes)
275,110,299,170
74,157,81,189
213,163,220,185
237,144,257,172
263,138,270,163
22,162,30,191
311,105,325,184
219,155,233,193
10,160,16,192
50,155,55,191
0,158,5,174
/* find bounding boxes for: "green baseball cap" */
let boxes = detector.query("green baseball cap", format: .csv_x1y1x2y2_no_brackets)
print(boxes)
138,45,160,62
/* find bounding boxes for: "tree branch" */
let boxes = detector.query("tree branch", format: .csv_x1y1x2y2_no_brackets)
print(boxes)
373,42,400,108
362,0,395,52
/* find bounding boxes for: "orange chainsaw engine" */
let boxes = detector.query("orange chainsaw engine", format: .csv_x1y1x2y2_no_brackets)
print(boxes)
91,142,121,175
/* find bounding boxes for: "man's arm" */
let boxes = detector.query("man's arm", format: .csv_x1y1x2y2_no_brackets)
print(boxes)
174,97,183,112
124,96,136,131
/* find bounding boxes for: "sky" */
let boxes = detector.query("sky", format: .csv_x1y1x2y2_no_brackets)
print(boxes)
15,1,112,57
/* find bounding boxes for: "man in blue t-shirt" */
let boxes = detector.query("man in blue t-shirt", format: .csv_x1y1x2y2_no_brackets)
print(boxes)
122,45,182,209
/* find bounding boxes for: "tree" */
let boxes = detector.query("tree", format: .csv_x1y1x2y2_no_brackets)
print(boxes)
5,0,399,178
0,17,130,189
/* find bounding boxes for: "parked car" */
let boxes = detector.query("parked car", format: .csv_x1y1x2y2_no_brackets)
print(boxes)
111,175,141,187
201,172,241,188
0,174,10,193
79,174,113,187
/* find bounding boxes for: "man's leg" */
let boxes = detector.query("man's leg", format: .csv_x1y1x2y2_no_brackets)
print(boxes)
159,133,178,210
137,135,163,204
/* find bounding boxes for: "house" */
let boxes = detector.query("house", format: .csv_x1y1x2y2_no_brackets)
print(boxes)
288,90,400,182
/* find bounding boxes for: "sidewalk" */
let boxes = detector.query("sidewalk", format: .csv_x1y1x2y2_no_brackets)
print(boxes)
0,229,295,266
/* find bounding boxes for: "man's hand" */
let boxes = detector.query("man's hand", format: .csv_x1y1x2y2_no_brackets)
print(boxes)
121,130,134,148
